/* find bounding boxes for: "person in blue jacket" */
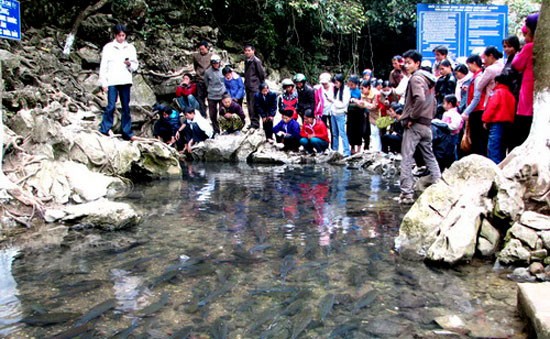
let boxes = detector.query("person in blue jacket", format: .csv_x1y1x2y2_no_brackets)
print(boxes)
222,66,245,106
254,83,277,140
273,109,301,151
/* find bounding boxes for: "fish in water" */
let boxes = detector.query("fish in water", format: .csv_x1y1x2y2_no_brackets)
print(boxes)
209,317,228,339
110,321,139,339
351,290,378,314
168,326,193,339
50,323,93,339
290,309,312,339
21,312,79,326
329,320,361,338
319,293,335,322
137,292,170,317
74,299,116,326
279,254,296,281
53,280,104,299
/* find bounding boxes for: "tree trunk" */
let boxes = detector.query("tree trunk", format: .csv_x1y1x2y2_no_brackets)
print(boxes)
62,0,110,56
500,2,550,205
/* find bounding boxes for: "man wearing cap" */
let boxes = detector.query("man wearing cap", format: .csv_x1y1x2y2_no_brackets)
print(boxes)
243,44,266,130
204,54,226,134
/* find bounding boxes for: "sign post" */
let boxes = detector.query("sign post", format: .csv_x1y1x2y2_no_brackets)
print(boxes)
0,0,20,188
417,4,508,65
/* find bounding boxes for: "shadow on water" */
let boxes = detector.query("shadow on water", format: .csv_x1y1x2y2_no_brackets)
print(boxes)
1,163,525,338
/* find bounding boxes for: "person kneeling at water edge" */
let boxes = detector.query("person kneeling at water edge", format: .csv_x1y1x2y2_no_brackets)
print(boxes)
218,94,245,134
178,107,213,154
273,109,301,151
300,109,329,154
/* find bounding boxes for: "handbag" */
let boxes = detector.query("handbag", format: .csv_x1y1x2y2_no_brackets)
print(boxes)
460,120,472,153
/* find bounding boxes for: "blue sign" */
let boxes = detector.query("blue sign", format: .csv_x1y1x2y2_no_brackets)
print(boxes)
0,0,20,40
417,4,508,65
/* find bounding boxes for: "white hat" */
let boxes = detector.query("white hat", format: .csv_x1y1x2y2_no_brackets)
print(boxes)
319,72,331,84
421,59,432,68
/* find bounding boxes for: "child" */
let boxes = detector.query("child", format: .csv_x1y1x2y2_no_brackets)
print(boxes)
218,94,245,134
273,109,301,151
278,78,299,120
300,109,330,154
254,83,278,140
381,102,404,154
432,94,463,169
482,74,516,164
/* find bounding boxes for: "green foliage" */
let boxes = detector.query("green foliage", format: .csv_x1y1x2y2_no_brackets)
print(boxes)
505,0,541,34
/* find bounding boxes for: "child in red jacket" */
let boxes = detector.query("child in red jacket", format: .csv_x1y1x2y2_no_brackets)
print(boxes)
482,74,516,164
300,109,330,154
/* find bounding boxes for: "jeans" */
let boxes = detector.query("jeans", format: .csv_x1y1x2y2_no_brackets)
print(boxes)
176,95,201,113
487,122,510,164
400,123,441,197
300,137,329,153
330,114,350,156
208,98,222,134
99,84,133,140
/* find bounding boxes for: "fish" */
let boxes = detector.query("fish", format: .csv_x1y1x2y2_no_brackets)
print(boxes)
290,309,312,339
137,292,170,317
53,280,104,299
279,254,296,281
329,320,361,338
281,299,305,317
169,326,193,339
21,312,79,326
249,285,300,296
351,290,378,314
148,270,180,289
278,243,298,258
110,322,139,339
259,318,291,339
115,256,155,272
51,324,93,339
248,306,282,334
319,293,335,322
74,299,116,326
249,244,272,254
209,317,228,339
198,282,234,307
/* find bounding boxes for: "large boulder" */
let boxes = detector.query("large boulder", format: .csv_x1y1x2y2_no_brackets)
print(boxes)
395,155,521,264
44,199,142,231
192,130,265,162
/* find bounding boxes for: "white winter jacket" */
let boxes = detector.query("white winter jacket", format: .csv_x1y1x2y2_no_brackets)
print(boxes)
98,40,138,87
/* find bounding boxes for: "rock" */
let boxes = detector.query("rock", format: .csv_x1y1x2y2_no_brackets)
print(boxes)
192,131,266,162
130,74,156,111
542,231,550,250
529,262,545,275
545,257,550,265
498,239,531,265
76,47,100,66
519,211,550,231
508,267,536,282
477,219,501,256
433,315,469,335
44,199,142,231
517,282,550,339
530,249,548,262
506,222,539,249
396,155,500,263
63,162,128,201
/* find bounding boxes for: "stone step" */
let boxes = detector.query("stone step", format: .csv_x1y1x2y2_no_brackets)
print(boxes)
517,282,550,339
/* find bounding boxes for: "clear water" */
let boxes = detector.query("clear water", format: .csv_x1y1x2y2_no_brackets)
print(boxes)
1,163,525,338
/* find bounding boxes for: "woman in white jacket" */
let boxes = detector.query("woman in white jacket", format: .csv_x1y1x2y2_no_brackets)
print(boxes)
98,24,139,141
326,74,351,157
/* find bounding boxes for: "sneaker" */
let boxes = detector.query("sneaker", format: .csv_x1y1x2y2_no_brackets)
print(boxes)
412,166,429,177
298,146,305,152
275,143,285,150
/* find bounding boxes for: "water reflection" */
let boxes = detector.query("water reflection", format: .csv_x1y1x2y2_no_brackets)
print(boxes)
0,247,23,336
4,163,524,338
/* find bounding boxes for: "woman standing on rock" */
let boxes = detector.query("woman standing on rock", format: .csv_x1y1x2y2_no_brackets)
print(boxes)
98,24,139,141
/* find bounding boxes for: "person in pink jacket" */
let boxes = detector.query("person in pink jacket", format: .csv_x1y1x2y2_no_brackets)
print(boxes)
511,12,539,149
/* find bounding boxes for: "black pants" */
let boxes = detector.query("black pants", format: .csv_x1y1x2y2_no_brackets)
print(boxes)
246,90,259,129
469,110,488,156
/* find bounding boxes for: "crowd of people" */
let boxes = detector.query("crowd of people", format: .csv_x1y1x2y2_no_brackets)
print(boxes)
99,12,538,204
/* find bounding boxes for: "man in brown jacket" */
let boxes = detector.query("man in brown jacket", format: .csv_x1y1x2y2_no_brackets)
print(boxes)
398,49,441,204
244,44,266,129
192,41,211,116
